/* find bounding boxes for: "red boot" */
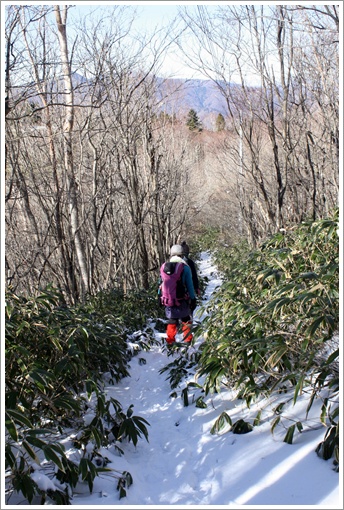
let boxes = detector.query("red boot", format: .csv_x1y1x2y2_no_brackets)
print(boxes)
182,321,193,343
166,323,177,344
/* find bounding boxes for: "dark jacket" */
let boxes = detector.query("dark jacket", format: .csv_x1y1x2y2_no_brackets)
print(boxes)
184,256,199,294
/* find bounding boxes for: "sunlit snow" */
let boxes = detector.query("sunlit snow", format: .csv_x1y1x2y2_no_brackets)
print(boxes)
69,252,340,508
20,252,340,508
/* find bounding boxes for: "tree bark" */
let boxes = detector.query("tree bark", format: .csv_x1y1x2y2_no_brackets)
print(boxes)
54,5,89,299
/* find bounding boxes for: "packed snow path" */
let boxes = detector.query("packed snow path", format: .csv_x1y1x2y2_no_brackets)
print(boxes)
72,252,340,507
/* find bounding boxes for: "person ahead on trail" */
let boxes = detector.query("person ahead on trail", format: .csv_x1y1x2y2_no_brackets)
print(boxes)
159,244,196,345
181,241,201,296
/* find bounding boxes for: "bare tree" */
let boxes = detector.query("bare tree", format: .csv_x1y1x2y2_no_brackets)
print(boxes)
71,10,192,291
178,4,339,244
54,5,89,298
5,5,193,299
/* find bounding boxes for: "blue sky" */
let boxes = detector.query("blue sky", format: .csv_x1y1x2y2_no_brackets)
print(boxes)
69,2,216,79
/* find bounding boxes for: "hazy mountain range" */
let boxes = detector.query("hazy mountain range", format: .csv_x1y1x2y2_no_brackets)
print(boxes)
73,72,230,129
156,77,229,129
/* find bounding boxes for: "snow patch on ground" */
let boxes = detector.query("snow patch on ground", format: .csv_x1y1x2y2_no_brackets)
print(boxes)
69,251,341,507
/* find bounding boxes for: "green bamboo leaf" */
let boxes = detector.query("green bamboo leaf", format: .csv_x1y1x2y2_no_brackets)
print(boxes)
20,473,36,503
232,419,253,434
298,272,318,280
118,419,136,446
85,379,98,398
195,396,207,409
264,297,291,314
79,458,88,480
25,436,46,449
324,315,335,330
210,412,232,435
119,486,127,499
284,424,295,444
296,421,303,433
49,336,63,351
45,442,65,455
126,405,134,418
273,402,285,415
6,409,33,429
330,406,339,422
5,413,18,441
253,410,262,426
87,458,98,477
132,415,150,434
320,402,328,426
16,320,31,335
124,471,133,487
110,398,123,413
132,415,150,426
53,396,80,411
181,387,189,407
271,416,280,434
28,370,53,390
22,440,41,464
265,346,288,369
281,354,292,371
293,375,305,404
128,421,139,446
305,316,324,337
97,395,105,415
306,392,316,418
187,382,203,389
26,428,54,436
5,444,16,468
43,445,64,470
274,282,300,296
78,326,90,339
91,426,103,448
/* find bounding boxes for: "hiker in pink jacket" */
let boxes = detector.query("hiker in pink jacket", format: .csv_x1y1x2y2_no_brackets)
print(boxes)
159,244,196,345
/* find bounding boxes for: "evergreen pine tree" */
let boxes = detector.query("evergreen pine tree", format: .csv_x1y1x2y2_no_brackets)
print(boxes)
186,109,203,132
215,113,225,132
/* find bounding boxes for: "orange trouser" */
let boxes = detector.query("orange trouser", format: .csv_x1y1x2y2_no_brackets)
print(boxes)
166,321,193,344
166,323,178,344
182,321,193,343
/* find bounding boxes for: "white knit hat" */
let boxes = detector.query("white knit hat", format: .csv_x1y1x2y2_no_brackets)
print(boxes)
170,244,184,256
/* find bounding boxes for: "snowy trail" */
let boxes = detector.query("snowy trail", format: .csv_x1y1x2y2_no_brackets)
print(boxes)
72,252,340,507
95,252,223,505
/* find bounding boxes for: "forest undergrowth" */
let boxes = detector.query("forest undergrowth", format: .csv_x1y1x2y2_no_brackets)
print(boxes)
5,209,339,504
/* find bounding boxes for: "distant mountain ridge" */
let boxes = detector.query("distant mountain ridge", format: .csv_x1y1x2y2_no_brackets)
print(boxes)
30,72,230,129
156,77,229,128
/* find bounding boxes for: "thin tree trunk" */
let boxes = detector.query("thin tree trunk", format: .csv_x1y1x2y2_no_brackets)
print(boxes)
55,5,89,299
